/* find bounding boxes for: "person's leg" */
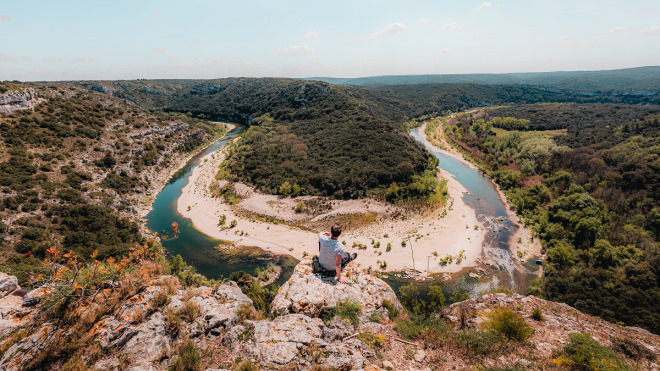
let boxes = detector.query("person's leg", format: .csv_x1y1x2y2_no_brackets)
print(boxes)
340,252,357,269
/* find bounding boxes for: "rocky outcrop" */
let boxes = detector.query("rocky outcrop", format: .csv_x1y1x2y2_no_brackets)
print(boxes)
0,273,34,338
215,257,402,369
0,88,45,115
0,274,256,370
440,293,660,369
241,313,377,368
271,256,402,319
0,322,61,371
8,262,656,370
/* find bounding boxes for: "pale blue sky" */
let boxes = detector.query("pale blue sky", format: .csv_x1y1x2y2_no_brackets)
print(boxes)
1,0,659,81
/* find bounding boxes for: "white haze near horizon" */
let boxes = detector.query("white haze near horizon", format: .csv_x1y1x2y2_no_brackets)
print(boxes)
0,0,659,81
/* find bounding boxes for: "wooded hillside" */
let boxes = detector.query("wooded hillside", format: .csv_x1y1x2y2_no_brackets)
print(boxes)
437,103,660,332
0,82,222,281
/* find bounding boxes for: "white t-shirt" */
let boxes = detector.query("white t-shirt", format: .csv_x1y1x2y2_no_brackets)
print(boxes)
319,235,345,270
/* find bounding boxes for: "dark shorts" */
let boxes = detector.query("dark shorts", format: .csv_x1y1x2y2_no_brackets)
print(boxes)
311,254,355,276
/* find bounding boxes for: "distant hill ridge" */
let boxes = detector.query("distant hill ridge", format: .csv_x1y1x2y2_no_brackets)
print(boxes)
308,65,660,91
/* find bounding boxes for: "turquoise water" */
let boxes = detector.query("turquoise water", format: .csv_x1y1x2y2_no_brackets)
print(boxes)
409,129,507,217
409,127,537,292
146,126,296,282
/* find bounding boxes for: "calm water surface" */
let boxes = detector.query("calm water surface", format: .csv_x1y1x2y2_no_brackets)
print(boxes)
406,127,538,293
146,126,296,283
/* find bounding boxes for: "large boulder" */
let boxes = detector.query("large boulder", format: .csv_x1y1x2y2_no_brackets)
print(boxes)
234,257,402,368
0,273,46,337
0,273,18,293
271,256,402,319
0,322,60,371
242,314,374,368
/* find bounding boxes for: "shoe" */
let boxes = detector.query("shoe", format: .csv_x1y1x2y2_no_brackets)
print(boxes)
350,253,357,260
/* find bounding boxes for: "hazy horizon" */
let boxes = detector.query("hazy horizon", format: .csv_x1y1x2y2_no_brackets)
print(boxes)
1,0,659,81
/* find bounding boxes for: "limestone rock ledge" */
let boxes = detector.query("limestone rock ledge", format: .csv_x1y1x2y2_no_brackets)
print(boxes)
0,260,405,370
271,256,402,319
0,88,46,115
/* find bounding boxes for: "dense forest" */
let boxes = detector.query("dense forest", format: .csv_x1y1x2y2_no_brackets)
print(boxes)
433,103,660,332
313,65,660,91
73,77,658,201
0,82,223,281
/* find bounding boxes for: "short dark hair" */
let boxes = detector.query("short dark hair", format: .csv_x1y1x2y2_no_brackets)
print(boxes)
330,223,342,238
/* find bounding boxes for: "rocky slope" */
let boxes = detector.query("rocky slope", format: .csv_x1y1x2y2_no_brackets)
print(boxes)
0,81,225,274
0,257,658,370
0,257,404,370
0,87,45,115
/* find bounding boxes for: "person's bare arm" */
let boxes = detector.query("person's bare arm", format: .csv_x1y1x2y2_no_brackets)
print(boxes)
335,254,346,284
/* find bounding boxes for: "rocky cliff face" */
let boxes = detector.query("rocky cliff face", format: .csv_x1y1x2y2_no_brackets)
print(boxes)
0,260,658,370
0,88,45,115
271,256,402,319
0,258,404,370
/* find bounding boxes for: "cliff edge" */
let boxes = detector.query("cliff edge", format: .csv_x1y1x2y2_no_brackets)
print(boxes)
0,257,658,370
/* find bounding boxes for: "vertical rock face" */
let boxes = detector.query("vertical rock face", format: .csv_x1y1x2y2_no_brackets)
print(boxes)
0,88,45,115
0,273,32,338
270,256,402,319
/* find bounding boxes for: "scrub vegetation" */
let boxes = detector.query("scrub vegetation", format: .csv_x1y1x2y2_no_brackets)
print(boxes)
437,103,660,333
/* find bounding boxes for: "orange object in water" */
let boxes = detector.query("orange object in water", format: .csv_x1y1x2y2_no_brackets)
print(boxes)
171,221,180,234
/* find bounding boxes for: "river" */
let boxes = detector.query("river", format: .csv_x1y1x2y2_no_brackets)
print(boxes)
145,124,538,293
409,127,539,293
145,126,297,283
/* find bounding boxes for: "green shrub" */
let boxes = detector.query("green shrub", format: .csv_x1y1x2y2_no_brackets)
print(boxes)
356,331,386,349
322,298,362,326
558,333,630,371
165,308,182,337
168,337,201,371
232,359,259,371
150,290,170,308
452,328,500,357
368,310,385,323
381,299,399,319
530,307,544,321
484,307,533,342
395,315,449,349
181,300,200,322
611,336,656,363
230,271,279,315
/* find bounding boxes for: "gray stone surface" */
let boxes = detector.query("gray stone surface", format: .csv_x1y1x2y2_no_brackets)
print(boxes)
91,315,139,349
322,317,353,342
93,357,120,370
125,364,160,371
0,273,18,293
122,311,170,361
271,256,402,319
222,324,246,350
0,88,45,115
0,322,57,371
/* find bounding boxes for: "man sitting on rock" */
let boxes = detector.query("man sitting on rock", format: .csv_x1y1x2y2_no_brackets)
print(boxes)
317,223,357,284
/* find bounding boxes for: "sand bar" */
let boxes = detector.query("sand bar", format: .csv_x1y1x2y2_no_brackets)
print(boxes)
177,128,490,275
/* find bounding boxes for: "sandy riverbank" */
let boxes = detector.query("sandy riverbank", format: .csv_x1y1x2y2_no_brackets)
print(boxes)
177,130,491,276
419,121,543,268
137,123,236,219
